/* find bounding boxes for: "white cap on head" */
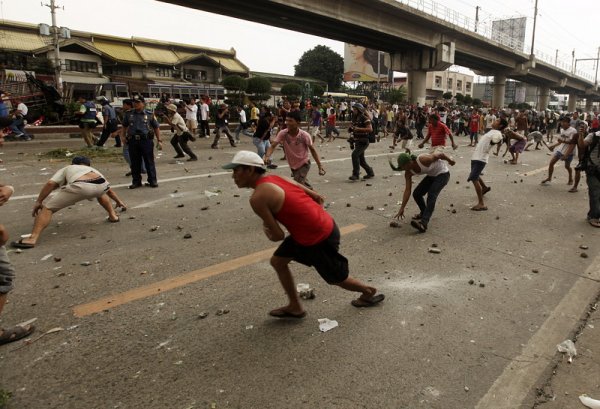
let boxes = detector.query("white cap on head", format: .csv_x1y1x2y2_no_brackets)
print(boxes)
222,150,265,169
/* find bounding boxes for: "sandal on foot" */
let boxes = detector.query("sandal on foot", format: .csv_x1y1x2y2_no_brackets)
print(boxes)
351,293,385,308
0,324,35,345
11,239,35,249
589,219,600,228
269,309,307,319
471,206,488,211
107,216,120,223
568,188,578,193
410,220,427,232
411,214,422,220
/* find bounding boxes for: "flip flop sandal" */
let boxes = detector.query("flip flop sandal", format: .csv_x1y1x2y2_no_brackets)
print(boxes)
411,214,422,220
269,309,307,319
351,293,385,308
10,239,35,249
106,217,120,223
0,324,35,345
471,206,488,211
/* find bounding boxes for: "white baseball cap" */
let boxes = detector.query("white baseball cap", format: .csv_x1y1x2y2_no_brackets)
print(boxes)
222,150,265,169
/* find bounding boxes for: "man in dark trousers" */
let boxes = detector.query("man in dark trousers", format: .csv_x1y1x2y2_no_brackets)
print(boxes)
223,150,384,318
122,95,163,188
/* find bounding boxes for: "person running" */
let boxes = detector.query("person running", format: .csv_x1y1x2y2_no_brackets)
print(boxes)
222,150,385,318
418,113,458,151
541,116,578,185
348,103,375,180
390,151,455,233
264,110,325,189
164,104,197,161
468,118,508,210
11,156,126,249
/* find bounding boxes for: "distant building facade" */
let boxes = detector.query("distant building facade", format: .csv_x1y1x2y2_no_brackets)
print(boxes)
0,20,250,102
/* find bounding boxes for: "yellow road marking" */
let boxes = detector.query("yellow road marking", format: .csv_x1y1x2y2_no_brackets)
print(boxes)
73,223,367,317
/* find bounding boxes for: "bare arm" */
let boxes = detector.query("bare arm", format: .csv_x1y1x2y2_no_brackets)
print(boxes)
33,180,59,216
308,145,325,175
0,184,14,206
395,171,413,219
432,151,456,166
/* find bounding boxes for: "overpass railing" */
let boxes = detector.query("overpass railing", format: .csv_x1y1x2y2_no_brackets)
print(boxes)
395,0,595,83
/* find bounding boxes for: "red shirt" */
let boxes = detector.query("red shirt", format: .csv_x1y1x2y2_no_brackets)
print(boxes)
427,122,451,146
327,114,336,126
469,114,480,132
256,175,333,246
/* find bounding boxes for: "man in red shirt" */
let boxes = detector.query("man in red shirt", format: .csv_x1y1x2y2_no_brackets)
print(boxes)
418,114,457,150
223,151,384,318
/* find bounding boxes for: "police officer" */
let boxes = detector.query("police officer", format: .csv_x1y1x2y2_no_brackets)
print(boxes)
76,96,98,147
96,96,119,148
348,103,375,181
122,95,162,188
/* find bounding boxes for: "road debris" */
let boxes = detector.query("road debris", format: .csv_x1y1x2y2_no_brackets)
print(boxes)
579,395,600,409
428,247,441,254
318,318,338,332
557,339,577,363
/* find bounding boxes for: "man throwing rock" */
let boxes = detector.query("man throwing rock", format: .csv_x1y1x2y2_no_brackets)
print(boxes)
223,150,384,318
11,156,126,249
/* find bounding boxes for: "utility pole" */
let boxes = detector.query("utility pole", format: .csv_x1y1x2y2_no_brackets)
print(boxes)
42,0,63,95
530,0,538,58
377,50,381,102
572,49,576,74
474,6,480,33
555,49,559,66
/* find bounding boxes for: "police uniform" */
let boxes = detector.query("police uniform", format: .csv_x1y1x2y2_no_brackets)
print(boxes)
97,99,119,147
123,98,161,188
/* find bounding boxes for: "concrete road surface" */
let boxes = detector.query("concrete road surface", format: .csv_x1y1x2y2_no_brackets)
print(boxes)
0,133,598,409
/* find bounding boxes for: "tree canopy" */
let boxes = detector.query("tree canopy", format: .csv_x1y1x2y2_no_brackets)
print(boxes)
294,45,343,91
280,82,303,99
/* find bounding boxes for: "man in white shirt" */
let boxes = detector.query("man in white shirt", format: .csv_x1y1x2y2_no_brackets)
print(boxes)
484,111,497,132
9,98,30,140
11,156,126,249
541,116,578,185
185,98,198,135
468,118,508,210
199,96,210,138
234,106,249,141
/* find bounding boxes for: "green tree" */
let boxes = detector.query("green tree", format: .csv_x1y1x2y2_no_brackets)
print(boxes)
294,45,344,90
385,87,407,104
222,75,247,106
463,95,473,105
312,84,324,98
472,98,482,107
280,82,303,99
442,91,453,100
455,93,465,103
246,76,272,102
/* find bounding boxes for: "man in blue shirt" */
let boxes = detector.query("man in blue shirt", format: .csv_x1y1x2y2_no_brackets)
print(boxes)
122,95,162,188
95,96,120,148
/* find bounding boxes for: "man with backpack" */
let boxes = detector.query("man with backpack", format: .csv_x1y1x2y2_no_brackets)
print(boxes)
76,96,98,147
577,127,600,227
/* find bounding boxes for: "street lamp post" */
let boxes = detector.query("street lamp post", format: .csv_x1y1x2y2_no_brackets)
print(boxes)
530,0,538,58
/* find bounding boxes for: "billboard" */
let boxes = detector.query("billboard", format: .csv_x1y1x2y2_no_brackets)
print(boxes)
344,44,391,82
492,17,527,52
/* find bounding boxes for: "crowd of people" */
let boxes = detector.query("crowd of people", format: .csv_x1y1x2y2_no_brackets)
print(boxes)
1,90,599,345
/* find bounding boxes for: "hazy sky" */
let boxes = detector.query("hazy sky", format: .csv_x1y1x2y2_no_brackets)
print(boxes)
1,0,599,80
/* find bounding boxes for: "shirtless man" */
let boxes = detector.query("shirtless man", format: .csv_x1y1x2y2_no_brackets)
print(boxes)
223,150,384,318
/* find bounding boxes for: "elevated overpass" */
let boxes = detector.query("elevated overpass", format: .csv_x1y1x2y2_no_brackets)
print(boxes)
159,0,600,109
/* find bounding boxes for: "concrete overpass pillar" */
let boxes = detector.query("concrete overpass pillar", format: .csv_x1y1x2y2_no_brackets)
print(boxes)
492,75,506,109
407,70,427,106
585,98,593,113
568,93,577,112
538,86,550,111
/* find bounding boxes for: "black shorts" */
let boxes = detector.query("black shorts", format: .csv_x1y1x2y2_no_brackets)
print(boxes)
467,160,486,182
273,223,349,284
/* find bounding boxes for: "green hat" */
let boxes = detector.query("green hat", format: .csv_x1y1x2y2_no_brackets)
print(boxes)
389,153,416,171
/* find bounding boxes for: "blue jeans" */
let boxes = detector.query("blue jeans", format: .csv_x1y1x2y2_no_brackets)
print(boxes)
253,137,270,158
9,117,25,135
413,172,450,227
586,172,600,220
